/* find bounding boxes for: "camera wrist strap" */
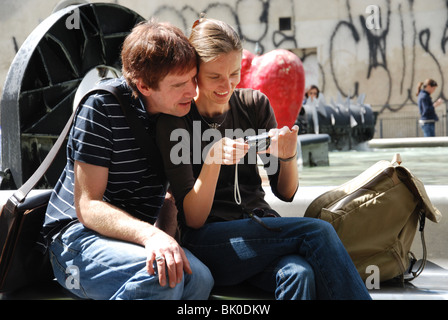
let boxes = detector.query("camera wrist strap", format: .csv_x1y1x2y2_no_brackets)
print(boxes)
234,163,241,205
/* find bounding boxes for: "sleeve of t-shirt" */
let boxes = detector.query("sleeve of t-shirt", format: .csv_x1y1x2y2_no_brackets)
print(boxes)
70,92,115,168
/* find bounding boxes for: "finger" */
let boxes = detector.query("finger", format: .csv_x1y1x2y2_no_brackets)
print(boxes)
173,249,186,284
235,137,245,144
268,128,278,138
147,254,156,275
223,145,248,163
164,252,178,288
180,247,192,275
278,126,292,136
291,125,299,133
155,254,167,287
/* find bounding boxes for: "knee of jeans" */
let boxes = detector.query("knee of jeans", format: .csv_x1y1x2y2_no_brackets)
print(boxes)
309,219,337,237
278,257,315,282
275,260,316,300
191,261,214,290
184,250,214,290
298,263,315,283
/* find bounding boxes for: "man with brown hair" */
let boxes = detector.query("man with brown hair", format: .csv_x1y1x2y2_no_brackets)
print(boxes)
42,20,214,300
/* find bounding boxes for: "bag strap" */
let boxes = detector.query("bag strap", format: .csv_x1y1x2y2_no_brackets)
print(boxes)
404,210,427,282
4,83,137,210
392,155,429,282
5,103,78,210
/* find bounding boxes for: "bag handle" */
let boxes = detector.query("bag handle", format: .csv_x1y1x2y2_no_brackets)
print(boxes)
391,153,430,282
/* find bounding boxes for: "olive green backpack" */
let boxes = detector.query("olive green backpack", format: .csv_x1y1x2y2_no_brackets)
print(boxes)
304,154,441,282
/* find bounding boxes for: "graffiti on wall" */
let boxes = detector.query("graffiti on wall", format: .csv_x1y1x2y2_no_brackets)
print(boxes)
6,0,448,114
152,0,298,55
329,0,447,113
150,0,448,114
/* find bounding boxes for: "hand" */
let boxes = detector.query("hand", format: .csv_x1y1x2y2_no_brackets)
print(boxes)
264,125,299,159
145,230,192,288
205,137,249,165
434,98,444,107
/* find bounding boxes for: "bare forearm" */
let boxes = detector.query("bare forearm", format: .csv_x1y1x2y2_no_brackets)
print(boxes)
155,192,178,238
77,199,160,246
277,158,299,200
183,162,221,229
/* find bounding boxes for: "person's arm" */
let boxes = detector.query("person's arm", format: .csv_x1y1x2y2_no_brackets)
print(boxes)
250,90,299,201
155,190,179,239
274,126,300,200
262,125,299,201
182,138,249,229
74,161,191,288
434,98,444,108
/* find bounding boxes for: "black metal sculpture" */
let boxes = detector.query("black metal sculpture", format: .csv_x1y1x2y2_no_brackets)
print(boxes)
298,94,376,150
0,3,143,189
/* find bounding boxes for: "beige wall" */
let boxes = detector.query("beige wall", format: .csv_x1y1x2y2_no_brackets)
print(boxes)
1,0,447,136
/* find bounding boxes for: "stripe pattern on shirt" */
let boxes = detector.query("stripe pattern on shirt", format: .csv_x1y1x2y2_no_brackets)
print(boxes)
42,78,166,243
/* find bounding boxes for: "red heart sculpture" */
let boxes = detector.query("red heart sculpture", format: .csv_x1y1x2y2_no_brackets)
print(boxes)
237,49,305,128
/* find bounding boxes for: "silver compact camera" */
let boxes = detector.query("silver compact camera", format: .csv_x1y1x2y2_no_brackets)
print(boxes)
244,132,271,152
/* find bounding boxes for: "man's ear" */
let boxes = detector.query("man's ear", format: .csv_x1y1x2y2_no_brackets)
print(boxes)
136,79,152,97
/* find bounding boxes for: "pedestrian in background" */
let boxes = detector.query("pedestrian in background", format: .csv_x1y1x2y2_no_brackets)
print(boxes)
416,79,444,137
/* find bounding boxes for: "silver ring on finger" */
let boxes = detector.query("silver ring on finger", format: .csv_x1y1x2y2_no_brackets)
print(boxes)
155,255,165,262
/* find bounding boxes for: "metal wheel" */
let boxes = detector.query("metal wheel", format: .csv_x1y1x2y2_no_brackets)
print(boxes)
0,3,143,188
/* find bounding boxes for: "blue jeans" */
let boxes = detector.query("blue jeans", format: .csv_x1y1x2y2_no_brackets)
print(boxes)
49,222,214,300
181,217,371,300
421,122,435,137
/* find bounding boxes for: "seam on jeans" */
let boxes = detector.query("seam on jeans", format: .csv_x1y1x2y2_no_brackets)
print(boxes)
183,236,303,249
301,237,336,299
49,248,90,299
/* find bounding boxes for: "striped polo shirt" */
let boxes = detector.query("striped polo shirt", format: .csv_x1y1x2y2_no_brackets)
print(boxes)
41,77,167,244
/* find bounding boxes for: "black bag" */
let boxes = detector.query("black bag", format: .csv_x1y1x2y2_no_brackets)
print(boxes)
0,98,77,293
0,190,54,292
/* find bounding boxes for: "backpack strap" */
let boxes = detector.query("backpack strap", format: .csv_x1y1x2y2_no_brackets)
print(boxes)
6,82,165,209
6,96,80,207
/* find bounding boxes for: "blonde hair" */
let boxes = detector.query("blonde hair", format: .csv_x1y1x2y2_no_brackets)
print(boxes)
416,78,438,96
189,16,243,63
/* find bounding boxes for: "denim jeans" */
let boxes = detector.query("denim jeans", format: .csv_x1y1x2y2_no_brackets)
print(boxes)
421,122,435,137
49,222,214,300
181,217,371,300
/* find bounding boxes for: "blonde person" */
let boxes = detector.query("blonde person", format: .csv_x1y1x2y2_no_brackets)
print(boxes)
156,18,370,300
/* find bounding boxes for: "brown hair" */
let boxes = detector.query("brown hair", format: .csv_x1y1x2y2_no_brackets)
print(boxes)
306,85,320,99
188,16,243,63
416,78,438,96
121,19,198,97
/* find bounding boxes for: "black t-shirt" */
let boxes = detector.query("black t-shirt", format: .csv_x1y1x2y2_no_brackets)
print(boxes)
156,88,292,227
